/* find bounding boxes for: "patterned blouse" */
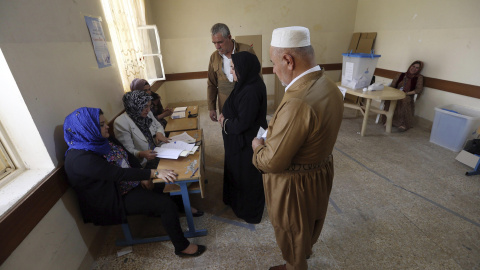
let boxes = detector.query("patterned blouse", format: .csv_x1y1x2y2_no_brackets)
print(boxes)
104,142,139,195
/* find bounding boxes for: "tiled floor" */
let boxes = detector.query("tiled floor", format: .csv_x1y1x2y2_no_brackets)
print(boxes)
91,105,480,269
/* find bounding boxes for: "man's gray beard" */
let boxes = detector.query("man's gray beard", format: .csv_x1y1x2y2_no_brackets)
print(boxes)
281,81,287,87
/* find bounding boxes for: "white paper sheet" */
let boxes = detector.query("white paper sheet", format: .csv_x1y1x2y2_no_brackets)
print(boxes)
257,127,266,139
171,111,185,119
261,130,268,141
154,147,183,159
154,141,195,159
171,107,188,119
174,106,187,112
169,132,196,143
189,146,199,154
161,141,195,152
345,62,354,80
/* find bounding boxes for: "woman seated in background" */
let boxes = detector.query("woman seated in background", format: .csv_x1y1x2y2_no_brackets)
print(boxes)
114,90,169,169
130,78,173,128
63,107,206,257
218,51,267,224
381,60,424,131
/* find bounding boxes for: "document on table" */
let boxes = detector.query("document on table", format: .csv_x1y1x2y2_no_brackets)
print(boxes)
189,146,199,154
171,107,187,119
154,141,196,159
154,148,183,159
169,132,196,143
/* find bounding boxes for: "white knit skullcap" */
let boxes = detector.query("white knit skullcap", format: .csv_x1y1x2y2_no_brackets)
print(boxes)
270,26,311,48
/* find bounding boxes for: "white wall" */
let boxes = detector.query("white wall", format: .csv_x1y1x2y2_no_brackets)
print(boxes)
0,0,126,166
0,0,125,269
5,0,479,268
354,0,480,121
146,0,358,105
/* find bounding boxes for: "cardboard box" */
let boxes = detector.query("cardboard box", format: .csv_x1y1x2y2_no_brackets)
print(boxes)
347,32,377,53
455,150,480,168
235,35,262,67
344,32,378,101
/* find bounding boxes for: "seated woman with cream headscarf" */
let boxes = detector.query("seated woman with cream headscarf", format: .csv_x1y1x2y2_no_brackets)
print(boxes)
63,107,206,257
114,90,169,169
114,91,204,217
130,78,173,128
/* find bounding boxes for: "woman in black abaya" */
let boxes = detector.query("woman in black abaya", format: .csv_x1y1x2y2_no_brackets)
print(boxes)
218,51,267,224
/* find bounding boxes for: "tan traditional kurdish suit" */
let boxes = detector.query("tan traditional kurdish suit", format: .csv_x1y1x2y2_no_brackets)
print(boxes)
253,69,344,270
207,40,256,113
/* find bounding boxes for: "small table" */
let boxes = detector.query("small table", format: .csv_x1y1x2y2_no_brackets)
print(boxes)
153,129,206,239
338,82,406,136
165,106,199,133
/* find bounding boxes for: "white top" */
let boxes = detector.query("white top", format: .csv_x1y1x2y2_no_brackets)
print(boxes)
285,65,321,92
220,41,236,82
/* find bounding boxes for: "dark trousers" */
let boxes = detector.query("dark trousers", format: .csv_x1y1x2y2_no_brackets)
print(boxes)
123,185,190,252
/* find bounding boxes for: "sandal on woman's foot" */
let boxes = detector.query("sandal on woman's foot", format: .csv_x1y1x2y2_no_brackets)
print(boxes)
175,245,206,258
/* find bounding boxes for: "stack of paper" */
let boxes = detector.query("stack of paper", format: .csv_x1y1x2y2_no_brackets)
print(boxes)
154,140,196,159
169,132,196,143
171,107,187,119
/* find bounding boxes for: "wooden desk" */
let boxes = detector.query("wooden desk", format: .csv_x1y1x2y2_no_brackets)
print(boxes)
186,105,199,115
165,106,199,133
338,82,406,136
152,129,207,239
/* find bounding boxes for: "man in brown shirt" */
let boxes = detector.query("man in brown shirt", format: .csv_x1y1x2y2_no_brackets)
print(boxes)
207,23,256,122
252,27,344,270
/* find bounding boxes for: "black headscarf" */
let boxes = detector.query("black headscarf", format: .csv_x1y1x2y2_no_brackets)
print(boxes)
231,51,261,95
122,90,155,149
224,51,262,117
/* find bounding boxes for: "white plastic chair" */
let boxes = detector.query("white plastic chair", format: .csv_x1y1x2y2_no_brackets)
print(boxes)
375,94,418,124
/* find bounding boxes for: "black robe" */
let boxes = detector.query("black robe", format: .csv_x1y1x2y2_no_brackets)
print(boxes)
221,51,267,224
64,137,149,225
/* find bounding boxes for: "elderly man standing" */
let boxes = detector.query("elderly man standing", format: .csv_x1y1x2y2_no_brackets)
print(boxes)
207,23,256,122
252,27,344,270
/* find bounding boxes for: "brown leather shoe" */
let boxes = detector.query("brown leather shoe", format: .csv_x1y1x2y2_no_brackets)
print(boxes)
269,264,287,270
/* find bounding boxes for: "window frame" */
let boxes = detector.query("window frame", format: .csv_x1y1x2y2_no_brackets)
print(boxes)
137,25,166,84
0,139,15,180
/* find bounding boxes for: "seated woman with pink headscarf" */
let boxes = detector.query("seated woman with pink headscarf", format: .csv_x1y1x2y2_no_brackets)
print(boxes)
381,60,424,131
130,78,173,128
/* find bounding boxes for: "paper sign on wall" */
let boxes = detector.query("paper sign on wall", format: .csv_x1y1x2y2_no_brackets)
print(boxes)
84,16,111,69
